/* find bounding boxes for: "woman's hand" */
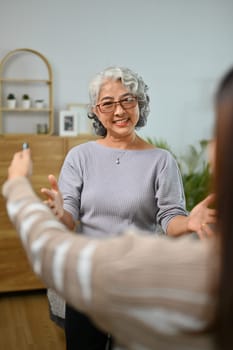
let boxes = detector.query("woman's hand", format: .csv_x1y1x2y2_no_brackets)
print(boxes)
8,149,32,180
41,174,64,219
187,194,217,239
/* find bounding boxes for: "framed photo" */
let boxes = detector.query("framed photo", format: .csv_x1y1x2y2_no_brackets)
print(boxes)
67,103,93,134
59,110,78,136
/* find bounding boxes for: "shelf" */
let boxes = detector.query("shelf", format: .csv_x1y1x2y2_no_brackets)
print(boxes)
0,48,54,135
0,78,51,84
0,108,51,112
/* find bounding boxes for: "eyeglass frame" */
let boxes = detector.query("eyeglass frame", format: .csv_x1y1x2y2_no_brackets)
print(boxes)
96,95,138,113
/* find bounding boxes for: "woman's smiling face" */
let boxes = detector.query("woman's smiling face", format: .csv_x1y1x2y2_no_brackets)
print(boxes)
93,79,140,137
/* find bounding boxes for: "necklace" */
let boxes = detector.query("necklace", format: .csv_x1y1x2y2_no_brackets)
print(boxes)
115,134,137,165
116,153,125,165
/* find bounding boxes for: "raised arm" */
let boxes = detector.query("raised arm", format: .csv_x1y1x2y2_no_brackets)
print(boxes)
41,174,75,230
167,194,216,239
2,148,215,350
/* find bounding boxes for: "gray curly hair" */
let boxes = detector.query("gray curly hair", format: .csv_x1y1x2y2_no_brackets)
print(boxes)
87,66,150,136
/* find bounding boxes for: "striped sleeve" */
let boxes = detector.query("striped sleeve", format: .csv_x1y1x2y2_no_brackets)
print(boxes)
2,177,98,312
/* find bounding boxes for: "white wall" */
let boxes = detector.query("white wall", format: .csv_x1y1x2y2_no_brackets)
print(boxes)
1,0,233,154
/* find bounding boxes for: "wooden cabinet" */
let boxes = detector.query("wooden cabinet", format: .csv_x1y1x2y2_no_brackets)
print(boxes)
0,134,97,292
0,48,54,135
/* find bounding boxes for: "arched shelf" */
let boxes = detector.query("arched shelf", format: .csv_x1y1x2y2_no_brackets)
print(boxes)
0,48,54,135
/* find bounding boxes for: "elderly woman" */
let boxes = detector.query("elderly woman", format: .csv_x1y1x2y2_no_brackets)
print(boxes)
40,66,215,350
4,65,233,349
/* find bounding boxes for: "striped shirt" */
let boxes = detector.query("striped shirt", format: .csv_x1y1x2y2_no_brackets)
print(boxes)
2,176,219,350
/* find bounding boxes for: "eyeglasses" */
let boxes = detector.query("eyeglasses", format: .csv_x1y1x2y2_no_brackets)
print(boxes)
96,96,138,113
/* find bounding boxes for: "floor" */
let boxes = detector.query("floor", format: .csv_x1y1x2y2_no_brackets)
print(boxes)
0,289,66,350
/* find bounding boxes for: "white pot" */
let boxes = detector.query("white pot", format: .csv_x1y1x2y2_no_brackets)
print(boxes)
35,100,44,109
22,100,31,109
7,99,16,108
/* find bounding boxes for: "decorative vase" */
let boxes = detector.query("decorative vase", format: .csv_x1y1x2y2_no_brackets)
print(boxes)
7,99,16,108
22,99,31,109
35,100,44,109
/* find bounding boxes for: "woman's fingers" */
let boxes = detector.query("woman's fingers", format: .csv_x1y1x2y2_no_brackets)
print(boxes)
41,188,55,200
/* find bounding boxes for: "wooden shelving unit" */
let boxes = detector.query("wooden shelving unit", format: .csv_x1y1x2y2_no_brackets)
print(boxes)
0,48,54,135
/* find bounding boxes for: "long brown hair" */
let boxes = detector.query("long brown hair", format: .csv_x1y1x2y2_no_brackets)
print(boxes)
214,66,233,349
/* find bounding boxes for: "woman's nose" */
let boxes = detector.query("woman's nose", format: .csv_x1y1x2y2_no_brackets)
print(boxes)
114,102,124,115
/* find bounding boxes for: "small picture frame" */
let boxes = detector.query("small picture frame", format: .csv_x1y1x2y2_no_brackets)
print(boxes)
59,110,78,136
67,103,93,134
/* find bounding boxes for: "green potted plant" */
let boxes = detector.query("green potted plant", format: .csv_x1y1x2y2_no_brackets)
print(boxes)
146,137,211,211
179,140,211,211
22,94,31,109
7,93,16,108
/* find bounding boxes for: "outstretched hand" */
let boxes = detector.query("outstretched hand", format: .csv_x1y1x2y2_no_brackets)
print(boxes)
8,148,32,180
187,194,217,239
41,174,64,219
